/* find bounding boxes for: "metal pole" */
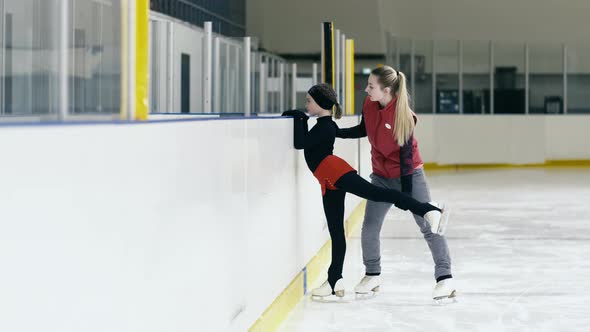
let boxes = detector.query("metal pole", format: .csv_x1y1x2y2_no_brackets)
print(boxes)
234,45,240,113
244,37,251,116
128,0,136,119
59,0,70,120
410,39,416,103
259,61,266,113
0,0,4,115
525,43,529,114
204,22,212,113
291,62,298,109
335,29,340,106
458,40,463,114
167,21,173,113
98,4,103,113
213,37,220,113
269,58,275,112
279,62,285,112
341,33,346,110
251,52,256,114
385,32,391,65
312,62,318,85
432,40,436,114
321,23,324,83
225,42,230,112
563,44,568,114
490,41,494,114
395,38,400,69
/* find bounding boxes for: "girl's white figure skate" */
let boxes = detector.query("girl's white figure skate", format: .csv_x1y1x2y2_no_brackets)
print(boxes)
432,278,457,305
311,278,345,299
424,202,450,235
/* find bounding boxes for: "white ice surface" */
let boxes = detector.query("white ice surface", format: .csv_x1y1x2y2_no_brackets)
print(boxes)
279,168,590,332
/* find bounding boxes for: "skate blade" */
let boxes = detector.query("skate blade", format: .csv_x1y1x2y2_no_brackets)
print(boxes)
354,286,379,299
436,205,451,235
310,289,345,301
433,290,457,305
310,294,330,302
311,293,347,303
355,286,381,295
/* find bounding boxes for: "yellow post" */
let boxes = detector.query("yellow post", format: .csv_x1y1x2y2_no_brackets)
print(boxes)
345,39,355,115
135,0,149,120
120,0,149,121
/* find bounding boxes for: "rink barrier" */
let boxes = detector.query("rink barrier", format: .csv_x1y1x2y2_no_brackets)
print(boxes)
423,159,590,171
248,200,367,332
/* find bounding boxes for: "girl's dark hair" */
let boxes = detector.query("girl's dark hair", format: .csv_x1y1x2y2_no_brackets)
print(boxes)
309,83,342,119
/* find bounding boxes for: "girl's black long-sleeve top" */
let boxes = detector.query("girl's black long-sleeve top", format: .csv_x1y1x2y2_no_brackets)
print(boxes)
302,116,338,172
285,111,338,173
336,114,367,138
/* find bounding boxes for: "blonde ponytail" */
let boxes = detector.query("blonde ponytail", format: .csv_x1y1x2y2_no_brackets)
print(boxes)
393,72,415,146
370,66,416,146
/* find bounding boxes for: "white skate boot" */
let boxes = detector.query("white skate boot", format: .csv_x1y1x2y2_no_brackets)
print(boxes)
354,275,382,295
311,278,345,298
432,278,457,304
424,201,450,235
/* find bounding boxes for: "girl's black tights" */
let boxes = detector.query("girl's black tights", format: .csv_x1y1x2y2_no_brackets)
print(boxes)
322,188,347,290
335,171,435,216
322,171,438,290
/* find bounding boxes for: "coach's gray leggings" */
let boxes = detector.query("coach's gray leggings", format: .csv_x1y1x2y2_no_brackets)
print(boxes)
361,168,452,279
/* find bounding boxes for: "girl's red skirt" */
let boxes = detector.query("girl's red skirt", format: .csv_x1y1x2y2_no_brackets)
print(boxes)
312,155,356,196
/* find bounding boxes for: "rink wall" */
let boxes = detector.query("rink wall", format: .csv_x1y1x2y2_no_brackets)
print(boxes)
0,116,363,332
415,115,590,166
0,114,589,332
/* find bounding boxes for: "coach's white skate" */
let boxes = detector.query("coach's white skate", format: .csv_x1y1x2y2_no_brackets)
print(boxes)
432,278,457,304
311,278,345,298
354,275,381,295
424,201,450,235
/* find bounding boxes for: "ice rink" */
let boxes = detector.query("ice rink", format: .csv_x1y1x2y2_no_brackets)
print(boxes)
279,168,590,332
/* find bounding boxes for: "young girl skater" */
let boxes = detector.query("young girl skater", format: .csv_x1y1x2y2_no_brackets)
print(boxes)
282,83,449,298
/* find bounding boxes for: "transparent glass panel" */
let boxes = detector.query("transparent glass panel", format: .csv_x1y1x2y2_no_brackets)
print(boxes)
414,40,433,114
1,0,60,117
567,44,590,114
70,0,121,115
463,40,489,114
435,40,459,113
529,43,563,114
493,42,525,114
398,38,412,94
